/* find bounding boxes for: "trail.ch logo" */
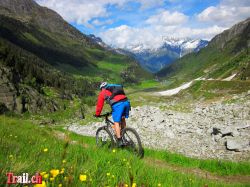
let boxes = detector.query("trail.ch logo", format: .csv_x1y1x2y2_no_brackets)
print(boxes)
6,172,42,184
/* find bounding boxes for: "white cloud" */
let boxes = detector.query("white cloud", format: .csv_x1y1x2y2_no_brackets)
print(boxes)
221,0,250,6
145,10,188,26
92,19,114,26
197,0,250,27
136,0,163,9
36,0,110,26
100,25,163,49
100,24,226,49
99,8,227,49
36,0,164,27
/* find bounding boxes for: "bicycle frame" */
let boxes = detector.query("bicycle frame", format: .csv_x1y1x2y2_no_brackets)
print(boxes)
100,113,124,142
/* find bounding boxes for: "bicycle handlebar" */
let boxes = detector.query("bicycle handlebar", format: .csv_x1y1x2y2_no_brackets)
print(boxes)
94,112,112,118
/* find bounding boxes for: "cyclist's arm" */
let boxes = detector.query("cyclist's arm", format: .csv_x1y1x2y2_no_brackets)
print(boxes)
96,91,105,116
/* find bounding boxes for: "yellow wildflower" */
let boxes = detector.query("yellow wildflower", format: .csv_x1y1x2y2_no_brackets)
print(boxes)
124,184,128,187
132,183,136,187
62,160,66,164
79,174,87,182
112,175,115,178
50,177,54,181
43,174,49,179
106,172,110,176
157,183,161,187
112,149,116,153
58,184,62,187
40,172,46,176
43,148,48,152
64,176,68,181
50,169,59,178
60,168,65,174
34,181,46,187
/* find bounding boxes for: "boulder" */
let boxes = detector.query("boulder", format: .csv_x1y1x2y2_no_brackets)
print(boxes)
226,137,250,152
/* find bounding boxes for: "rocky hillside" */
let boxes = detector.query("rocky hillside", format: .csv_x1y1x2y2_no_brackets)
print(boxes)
0,0,151,114
0,0,94,44
157,18,250,84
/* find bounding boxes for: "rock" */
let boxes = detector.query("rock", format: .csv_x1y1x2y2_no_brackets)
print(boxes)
0,102,9,114
226,138,250,152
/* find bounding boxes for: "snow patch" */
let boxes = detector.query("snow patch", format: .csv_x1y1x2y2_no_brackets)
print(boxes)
223,74,237,81
156,74,239,96
157,80,194,96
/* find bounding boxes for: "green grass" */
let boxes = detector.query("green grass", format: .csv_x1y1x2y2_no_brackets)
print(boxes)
42,86,58,98
22,32,42,45
178,80,250,101
145,149,250,176
1,116,249,186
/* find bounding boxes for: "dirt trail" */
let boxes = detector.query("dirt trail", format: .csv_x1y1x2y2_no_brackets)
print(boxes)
145,158,250,184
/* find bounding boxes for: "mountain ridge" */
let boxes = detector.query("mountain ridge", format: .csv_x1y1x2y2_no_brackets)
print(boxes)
156,17,250,86
125,38,208,73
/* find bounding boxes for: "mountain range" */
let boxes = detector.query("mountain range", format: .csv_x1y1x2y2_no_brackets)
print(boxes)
157,17,250,85
89,35,209,73
125,38,208,73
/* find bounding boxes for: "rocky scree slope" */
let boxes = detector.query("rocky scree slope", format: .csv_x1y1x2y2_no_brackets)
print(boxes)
67,91,250,161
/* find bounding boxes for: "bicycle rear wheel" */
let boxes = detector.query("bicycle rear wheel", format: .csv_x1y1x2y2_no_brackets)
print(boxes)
122,127,144,158
96,126,114,149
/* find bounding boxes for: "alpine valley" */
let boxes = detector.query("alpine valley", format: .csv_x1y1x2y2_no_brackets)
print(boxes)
1,0,250,186
89,35,209,73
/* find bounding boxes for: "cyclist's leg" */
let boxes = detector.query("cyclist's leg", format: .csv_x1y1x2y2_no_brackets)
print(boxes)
121,117,126,129
114,122,121,138
112,102,125,139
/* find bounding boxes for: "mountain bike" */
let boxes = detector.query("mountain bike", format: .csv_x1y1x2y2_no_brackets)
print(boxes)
95,112,144,158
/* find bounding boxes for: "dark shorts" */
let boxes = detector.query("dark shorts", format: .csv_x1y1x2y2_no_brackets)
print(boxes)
111,100,130,123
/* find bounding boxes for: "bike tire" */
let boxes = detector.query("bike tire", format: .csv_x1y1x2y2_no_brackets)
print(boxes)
122,127,144,158
96,126,115,149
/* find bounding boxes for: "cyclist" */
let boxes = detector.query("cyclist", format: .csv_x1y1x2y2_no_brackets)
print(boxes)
94,82,130,147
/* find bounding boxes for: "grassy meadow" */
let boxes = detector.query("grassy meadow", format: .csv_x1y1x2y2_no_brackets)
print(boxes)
1,115,250,187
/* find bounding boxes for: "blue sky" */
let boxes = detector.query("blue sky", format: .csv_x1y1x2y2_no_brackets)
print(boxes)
36,0,250,49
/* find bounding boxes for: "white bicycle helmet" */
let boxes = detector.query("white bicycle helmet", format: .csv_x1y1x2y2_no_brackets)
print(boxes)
99,82,108,89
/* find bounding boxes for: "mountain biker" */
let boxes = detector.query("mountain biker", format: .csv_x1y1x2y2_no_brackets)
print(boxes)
94,82,130,147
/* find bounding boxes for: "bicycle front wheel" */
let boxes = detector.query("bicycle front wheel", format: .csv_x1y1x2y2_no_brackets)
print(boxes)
96,126,114,149
122,127,144,158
